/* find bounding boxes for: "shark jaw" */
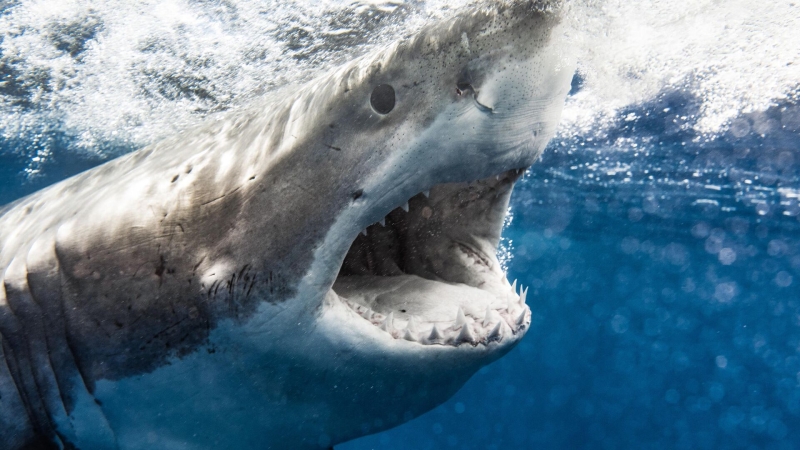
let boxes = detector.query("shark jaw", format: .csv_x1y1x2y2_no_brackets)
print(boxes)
330,168,531,348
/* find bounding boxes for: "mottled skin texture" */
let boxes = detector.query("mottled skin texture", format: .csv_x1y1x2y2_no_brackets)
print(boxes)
0,2,572,448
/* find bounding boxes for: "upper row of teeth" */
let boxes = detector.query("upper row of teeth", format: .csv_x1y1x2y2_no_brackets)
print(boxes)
359,169,524,236
341,280,531,346
360,190,428,236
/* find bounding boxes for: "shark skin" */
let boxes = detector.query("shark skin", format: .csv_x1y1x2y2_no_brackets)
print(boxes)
0,1,574,449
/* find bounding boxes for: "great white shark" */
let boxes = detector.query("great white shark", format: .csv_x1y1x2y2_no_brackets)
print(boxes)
0,1,574,448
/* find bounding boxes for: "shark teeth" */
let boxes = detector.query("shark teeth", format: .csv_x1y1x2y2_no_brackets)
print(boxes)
515,310,527,329
426,324,444,344
381,312,394,333
455,322,476,345
506,296,516,313
487,321,503,342
338,281,531,347
454,307,467,329
483,306,496,327
407,315,419,332
360,171,523,240
363,189,434,233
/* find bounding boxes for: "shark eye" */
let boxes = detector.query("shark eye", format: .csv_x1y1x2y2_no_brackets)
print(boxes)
370,84,395,114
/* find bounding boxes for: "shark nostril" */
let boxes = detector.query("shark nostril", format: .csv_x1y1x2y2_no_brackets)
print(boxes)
455,80,491,112
456,82,473,96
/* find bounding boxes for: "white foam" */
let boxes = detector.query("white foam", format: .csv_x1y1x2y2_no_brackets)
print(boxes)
559,0,800,137
0,0,797,175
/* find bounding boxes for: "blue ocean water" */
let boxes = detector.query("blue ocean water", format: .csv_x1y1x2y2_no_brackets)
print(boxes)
342,92,800,450
1,1,799,449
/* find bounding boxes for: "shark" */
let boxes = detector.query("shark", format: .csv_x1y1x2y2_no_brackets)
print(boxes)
0,1,574,448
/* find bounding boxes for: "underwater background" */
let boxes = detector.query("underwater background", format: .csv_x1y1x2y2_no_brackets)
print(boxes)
1,0,798,448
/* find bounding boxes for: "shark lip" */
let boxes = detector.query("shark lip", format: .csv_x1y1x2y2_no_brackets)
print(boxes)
331,168,531,347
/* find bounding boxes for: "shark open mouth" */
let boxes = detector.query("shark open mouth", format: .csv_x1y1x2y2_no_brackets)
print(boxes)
332,169,532,347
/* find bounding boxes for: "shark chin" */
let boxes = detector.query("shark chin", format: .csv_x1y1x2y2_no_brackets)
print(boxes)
0,1,574,449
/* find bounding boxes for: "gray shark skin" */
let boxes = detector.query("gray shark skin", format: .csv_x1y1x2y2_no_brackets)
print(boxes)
0,1,574,449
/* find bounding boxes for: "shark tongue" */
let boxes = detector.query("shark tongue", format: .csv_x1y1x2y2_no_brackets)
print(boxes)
334,274,497,324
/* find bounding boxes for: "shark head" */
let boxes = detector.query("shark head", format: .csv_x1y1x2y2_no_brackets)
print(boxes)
0,1,573,449
212,0,575,446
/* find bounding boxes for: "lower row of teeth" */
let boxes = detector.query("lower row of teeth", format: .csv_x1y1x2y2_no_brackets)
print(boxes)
341,280,531,346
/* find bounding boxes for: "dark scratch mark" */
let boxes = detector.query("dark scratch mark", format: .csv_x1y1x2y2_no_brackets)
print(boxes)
207,280,219,298
92,318,111,338
155,255,166,279
246,276,256,298
200,185,243,206
227,273,236,295
323,143,342,151
201,194,227,206
148,317,188,342
132,261,147,278
193,255,207,274
130,315,145,326
269,271,274,295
